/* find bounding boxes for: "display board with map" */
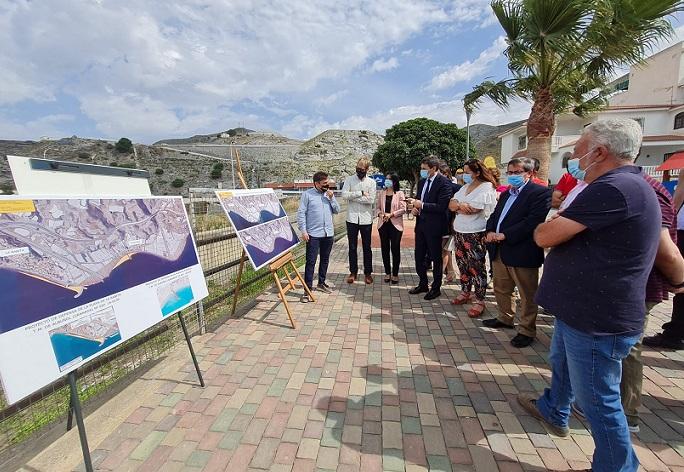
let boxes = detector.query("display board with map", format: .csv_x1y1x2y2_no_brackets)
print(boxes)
0,196,208,404
215,189,299,270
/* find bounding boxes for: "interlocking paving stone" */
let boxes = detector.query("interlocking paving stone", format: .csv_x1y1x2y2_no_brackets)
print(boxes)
78,237,683,472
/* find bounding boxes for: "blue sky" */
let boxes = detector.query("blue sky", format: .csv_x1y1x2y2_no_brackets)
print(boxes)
1,1,683,144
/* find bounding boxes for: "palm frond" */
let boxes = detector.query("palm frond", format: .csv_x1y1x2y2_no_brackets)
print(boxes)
463,79,521,116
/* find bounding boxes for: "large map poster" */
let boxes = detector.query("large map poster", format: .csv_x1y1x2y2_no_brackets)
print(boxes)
0,197,208,404
215,189,299,270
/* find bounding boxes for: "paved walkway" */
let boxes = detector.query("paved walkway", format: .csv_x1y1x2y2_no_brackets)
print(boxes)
24,238,684,471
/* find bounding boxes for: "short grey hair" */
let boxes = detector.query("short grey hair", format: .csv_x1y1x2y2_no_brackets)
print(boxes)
507,157,535,172
584,119,643,161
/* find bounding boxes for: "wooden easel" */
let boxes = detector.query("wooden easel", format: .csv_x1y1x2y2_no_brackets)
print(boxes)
228,147,314,328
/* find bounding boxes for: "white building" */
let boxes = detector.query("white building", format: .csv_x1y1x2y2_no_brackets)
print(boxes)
499,41,684,183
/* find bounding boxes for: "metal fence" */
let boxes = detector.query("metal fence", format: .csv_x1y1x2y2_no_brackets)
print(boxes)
0,190,348,466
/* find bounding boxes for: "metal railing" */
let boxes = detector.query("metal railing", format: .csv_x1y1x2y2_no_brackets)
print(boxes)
0,191,348,465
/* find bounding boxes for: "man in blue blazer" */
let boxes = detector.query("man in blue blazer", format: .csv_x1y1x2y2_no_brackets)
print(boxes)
483,157,551,347
408,156,453,300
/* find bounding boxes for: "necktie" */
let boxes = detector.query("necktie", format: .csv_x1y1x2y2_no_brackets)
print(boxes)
422,178,431,201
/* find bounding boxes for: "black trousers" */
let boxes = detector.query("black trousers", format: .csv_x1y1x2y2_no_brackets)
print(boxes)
378,222,402,276
415,226,443,290
347,222,373,275
304,236,334,290
663,230,684,341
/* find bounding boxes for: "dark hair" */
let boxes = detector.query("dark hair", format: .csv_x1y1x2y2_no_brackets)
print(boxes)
421,155,440,170
507,157,535,172
386,173,400,192
313,171,328,183
561,152,573,170
464,159,498,188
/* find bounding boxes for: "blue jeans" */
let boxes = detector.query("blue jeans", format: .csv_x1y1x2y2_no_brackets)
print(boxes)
536,319,640,472
304,236,334,289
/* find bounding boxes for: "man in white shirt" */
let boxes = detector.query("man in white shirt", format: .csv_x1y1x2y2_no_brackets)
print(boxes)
341,157,377,284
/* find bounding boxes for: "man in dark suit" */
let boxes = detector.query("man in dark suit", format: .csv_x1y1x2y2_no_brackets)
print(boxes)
483,157,551,347
408,156,453,300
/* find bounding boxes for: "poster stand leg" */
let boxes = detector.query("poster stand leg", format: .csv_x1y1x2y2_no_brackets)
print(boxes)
268,252,315,329
230,250,247,318
68,370,94,472
178,312,205,387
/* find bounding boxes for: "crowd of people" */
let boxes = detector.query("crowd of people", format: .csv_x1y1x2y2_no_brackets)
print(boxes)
297,118,684,472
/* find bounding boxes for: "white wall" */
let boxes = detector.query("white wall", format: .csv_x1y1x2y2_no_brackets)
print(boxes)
596,109,672,135
500,132,525,161
610,42,683,106
636,145,684,167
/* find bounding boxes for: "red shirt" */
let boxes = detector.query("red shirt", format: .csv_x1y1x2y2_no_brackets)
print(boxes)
554,173,578,196
532,176,548,186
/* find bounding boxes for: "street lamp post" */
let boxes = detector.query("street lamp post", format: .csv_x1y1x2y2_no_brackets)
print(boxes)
465,108,471,161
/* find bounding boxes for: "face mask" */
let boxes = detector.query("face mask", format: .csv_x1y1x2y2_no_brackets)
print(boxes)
507,175,525,188
383,180,393,189
463,174,473,184
356,169,367,179
317,184,329,192
420,169,429,179
568,149,596,181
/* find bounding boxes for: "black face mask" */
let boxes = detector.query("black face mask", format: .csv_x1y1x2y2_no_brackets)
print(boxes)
319,184,329,192
356,169,367,179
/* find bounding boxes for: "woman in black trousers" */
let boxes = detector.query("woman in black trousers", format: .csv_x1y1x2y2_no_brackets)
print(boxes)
375,174,406,283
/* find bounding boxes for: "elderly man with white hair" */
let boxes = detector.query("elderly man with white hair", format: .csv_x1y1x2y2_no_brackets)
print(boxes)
516,119,661,472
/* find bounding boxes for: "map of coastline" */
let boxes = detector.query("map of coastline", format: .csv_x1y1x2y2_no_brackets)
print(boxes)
218,192,286,231
0,198,200,334
239,217,299,268
0,198,190,292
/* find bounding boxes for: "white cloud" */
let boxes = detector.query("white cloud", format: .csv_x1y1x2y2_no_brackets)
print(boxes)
314,90,349,107
370,57,399,73
281,97,531,138
0,0,457,142
427,36,506,91
0,114,75,141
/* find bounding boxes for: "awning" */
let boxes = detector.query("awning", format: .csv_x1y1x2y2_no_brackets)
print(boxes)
656,151,684,171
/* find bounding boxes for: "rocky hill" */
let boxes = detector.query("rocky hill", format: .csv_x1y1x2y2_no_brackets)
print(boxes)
0,129,384,195
0,122,512,195
469,120,526,164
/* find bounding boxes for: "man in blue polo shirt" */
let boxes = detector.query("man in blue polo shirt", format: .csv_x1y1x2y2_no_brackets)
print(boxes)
297,171,340,300
516,119,660,472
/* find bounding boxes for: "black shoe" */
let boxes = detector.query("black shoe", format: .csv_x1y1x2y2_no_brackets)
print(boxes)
482,318,514,329
409,285,429,295
642,333,684,350
511,333,534,348
423,289,441,300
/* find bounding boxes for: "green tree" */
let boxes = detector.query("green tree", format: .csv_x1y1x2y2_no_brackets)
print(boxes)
171,178,185,188
464,0,682,182
372,117,473,195
115,137,133,153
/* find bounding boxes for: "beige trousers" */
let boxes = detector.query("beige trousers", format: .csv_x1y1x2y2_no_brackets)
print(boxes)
492,254,539,338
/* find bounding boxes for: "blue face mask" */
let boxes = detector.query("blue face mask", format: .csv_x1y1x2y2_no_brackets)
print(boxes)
507,175,525,188
567,149,595,181
567,159,585,181
420,169,429,179
462,174,473,184
383,179,393,189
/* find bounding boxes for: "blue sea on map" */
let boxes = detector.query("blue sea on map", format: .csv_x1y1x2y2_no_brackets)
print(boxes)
0,235,198,334
229,207,286,231
246,234,298,268
50,331,122,371
161,285,194,316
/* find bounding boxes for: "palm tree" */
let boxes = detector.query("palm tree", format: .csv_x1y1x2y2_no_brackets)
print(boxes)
463,0,683,182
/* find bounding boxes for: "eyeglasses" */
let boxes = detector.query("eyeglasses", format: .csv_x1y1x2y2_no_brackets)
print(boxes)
506,170,525,175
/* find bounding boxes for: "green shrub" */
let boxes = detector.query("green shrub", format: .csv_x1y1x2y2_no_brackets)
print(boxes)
155,168,164,175
106,143,114,150
171,178,184,188
115,138,133,153
77,152,90,159
212,162,224,171
109,162,118,167
210,169,222,179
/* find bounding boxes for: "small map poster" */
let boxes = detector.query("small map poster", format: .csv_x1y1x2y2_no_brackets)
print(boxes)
0,197,208,404
215,189,299,270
